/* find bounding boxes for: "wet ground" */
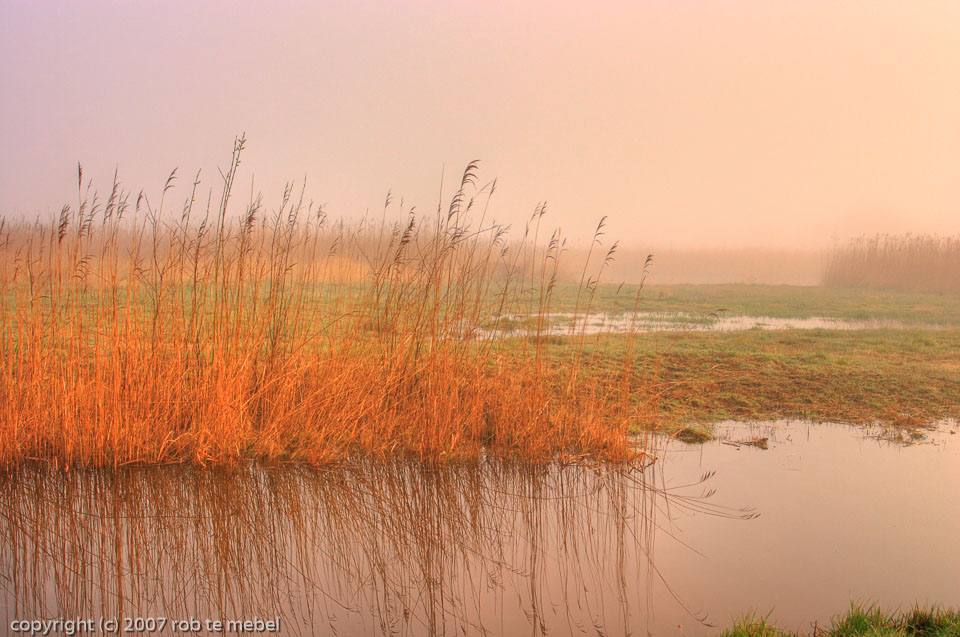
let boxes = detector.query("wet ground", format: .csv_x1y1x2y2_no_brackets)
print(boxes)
1,420,957,635
477,311,941,338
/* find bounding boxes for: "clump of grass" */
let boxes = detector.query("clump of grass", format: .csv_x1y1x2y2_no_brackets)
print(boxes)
828,604,898,635
898,606,960,637
721,604,960,636
722,612,791,637
673,425,712,444
823,234,960,293
0,138,649,468
825,603,960,637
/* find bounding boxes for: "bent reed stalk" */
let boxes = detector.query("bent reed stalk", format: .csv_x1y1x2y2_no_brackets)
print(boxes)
0,138,647,468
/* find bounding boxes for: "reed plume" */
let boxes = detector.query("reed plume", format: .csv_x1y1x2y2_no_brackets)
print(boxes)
0,138,647,467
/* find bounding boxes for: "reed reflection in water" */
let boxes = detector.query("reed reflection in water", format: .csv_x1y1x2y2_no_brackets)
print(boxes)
0,460,750,636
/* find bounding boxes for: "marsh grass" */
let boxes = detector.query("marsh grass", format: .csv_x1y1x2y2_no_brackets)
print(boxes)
564,328,960,437
673,425,713,444
0,138,649,467
722,612,790,637
823,234,960,293
722,603,960,636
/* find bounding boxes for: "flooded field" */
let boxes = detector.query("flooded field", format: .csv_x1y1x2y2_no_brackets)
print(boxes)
1,421,956,636
481,312,941,338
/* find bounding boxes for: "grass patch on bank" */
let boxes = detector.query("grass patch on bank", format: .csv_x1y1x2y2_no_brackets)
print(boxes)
533,328,960,439
721,604,960,636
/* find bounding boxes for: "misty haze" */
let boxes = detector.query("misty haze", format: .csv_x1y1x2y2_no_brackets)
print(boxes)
1,2,958,636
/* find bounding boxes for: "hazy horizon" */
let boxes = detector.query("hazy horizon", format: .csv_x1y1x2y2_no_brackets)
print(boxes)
2,1,958,250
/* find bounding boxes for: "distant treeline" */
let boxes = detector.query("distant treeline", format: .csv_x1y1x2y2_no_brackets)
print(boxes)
823,234,960,293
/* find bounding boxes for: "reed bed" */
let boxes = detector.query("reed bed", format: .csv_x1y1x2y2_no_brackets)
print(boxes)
0,138,648,468
823,234,960,293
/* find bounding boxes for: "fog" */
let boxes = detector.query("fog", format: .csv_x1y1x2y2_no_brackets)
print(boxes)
2,1,958,270
577,246,825,286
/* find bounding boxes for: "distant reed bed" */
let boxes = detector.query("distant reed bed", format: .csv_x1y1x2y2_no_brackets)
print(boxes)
0,138,646,468
557,246,824,286
823,234,960,293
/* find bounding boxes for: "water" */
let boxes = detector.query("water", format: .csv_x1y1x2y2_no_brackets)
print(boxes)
1,421,957,636
475,312,936,339
655,420,960,634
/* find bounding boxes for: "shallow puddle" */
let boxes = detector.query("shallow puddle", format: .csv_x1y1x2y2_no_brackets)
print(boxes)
478,312,933,338
1,421,957,636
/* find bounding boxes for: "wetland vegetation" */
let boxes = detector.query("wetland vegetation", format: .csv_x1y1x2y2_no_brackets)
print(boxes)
0,143,652,468
1,149,958,635
569,328,960,440
722,605,960,637
823,234,960,294
4,1,959,632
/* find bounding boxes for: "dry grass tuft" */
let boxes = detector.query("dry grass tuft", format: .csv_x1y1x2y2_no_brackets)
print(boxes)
0,138,649,468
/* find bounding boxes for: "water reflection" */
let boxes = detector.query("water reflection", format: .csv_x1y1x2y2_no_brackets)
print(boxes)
0,459,745,636
5,422,954,635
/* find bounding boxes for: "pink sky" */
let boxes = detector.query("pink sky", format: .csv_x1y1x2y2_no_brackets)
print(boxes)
1,1,958,248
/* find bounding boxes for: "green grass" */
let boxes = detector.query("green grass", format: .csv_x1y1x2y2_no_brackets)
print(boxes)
722,612,792,637
33,282,952,333
531,327,960,439
493,285,959,441
673,425,713,443
720,604,960,636
545,283,960,326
